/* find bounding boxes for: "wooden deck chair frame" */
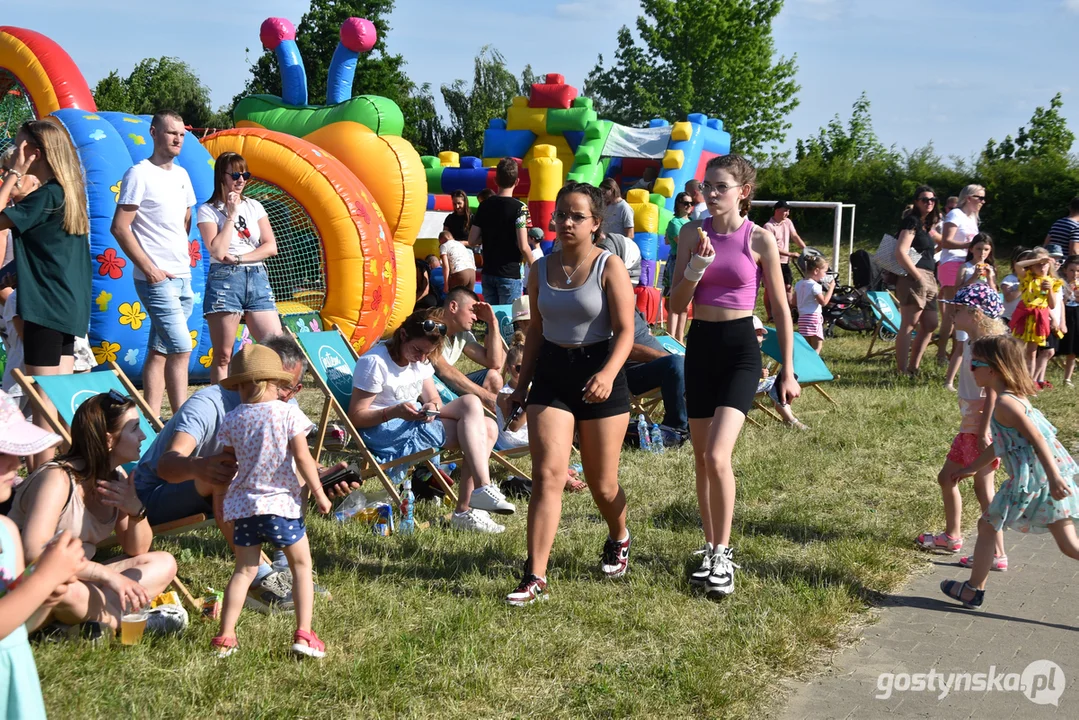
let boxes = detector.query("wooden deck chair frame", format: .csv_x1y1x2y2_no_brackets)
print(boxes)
13,362,204,611
289,327,454,507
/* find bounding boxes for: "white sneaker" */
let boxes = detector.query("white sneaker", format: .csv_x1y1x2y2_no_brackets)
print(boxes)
450,509,506,534
689,544,713,586
706,546,740,598
469,484,516,515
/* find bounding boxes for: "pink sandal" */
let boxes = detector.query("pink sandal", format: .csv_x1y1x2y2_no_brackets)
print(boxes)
291,629,326,659
211,635,238,658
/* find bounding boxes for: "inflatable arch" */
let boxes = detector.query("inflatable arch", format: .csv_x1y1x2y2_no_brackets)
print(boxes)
201,129,395,352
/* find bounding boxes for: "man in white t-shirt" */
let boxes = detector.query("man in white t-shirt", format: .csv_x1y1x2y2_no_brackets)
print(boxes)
685,179,709,221
112,110,197,418
429,287,506,410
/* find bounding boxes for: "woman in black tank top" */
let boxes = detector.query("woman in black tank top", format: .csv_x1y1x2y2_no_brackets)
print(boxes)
505,182,636,606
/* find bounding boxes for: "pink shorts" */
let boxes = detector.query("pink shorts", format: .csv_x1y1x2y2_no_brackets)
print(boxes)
937,261,963,288
947,432,1000,470
798,313,824,340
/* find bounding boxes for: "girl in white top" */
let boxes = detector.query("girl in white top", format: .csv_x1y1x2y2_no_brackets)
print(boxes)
936,184,985,365
348,309,514,534
945,233,997,391
793,255,834,353
197,153,282,384
438,230,476,294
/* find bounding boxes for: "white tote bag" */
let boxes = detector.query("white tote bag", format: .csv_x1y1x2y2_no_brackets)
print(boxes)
874,233,922,277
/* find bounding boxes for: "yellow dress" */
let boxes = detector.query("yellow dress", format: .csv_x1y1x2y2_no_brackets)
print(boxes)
1010,274,1064,344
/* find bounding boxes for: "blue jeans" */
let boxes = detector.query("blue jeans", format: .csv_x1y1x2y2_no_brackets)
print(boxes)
134,277,194,354
481,275,522,305
204,263,277,315
137,478,214,525
624,354,688,431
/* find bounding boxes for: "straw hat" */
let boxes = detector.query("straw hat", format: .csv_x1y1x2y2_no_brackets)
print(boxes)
219,345,294,389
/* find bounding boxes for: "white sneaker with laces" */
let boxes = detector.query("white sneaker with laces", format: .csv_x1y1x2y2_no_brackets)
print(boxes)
470,484,516,515
706,546,740,598
450,509,506,534
689,544,713,586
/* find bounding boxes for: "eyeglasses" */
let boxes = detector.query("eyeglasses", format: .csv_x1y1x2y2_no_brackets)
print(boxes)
918,196,936,203
552,211,594,224
970,359,990,371
229,171,252,181
103,389,131,405
422,319,448,336
700,182,744,195
280,381,303,398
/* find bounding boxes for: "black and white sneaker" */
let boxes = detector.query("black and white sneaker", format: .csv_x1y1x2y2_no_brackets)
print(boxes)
705,545,739,598
600,532,631,578
689,544,713,586
506,574,549,606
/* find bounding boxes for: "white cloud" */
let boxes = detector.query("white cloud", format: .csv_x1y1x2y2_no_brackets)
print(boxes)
1063,0,1079,13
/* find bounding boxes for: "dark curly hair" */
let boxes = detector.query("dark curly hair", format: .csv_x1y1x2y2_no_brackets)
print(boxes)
556,181,607,238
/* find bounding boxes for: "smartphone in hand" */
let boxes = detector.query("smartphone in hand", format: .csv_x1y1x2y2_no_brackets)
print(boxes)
319,465,362,492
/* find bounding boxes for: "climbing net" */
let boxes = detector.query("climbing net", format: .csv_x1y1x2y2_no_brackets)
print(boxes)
243,179,326,311
0,71,33,152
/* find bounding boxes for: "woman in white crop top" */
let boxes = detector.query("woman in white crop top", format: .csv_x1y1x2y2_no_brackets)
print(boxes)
505,182,635,606
936,184,984,365
197,152,282,384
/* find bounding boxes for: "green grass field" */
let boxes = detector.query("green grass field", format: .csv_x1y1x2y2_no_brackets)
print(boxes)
32,273,1079,718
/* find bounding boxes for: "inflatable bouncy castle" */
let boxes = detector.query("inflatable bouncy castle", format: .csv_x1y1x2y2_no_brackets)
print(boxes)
418,74,731,288
0,20,421,382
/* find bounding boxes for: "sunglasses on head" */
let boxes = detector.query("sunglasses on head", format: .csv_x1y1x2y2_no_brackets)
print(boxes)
422,319,448,336
104,389,132,405
970,359,991,371
229,171,252,181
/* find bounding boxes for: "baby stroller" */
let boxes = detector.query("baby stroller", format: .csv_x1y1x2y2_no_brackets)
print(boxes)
794,248,876,337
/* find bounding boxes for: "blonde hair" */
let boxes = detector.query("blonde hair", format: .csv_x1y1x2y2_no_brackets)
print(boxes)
970,335,1039,397
963,306,1007,340
805,254,829,272
238,379,275,404
504,331,526,378
20,121,89,236
957,184,985,221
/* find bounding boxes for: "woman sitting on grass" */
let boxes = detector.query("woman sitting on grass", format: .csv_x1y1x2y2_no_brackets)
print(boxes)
9,392,185,635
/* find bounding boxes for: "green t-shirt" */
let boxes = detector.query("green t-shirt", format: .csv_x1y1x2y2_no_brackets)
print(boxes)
666,216,690,255
3,180,91,337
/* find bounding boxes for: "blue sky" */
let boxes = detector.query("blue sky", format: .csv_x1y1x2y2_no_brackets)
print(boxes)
8,0,1079,160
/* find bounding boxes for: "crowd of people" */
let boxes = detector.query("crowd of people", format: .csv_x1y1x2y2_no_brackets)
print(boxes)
2,107,1079,713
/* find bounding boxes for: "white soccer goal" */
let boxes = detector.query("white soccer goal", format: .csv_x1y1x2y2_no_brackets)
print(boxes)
752,200,858,284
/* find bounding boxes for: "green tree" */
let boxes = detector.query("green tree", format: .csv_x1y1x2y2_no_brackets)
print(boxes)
93,58,213,127
984,93,1074,163
795,93,894,163
408,83,449,156
584,0,799,157
520,65,539,96
440,46,520,156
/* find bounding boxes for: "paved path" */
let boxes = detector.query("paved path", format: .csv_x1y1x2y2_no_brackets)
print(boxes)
781,532,1078,719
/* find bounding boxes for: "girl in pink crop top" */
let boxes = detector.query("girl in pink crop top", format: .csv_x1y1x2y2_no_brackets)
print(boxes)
692,218,762,310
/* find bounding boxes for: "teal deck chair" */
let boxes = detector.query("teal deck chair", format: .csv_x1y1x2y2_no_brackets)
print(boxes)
13,362,203,610
864,290,903,360
289,327,451,507
760,327,839,408
488,304,515,347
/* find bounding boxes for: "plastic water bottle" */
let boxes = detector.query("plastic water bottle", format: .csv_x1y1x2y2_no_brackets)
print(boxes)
399,480,415,535
651,421,665,454
637,414,652,452
333,489,367,523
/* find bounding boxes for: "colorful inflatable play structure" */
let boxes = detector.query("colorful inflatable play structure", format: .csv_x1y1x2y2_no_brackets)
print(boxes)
0,19,730,382
419,73,730,286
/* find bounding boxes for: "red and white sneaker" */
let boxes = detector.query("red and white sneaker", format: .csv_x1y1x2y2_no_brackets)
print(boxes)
959,554,1008,571
915,531,962,553
506,574,549,606
600,533,631,578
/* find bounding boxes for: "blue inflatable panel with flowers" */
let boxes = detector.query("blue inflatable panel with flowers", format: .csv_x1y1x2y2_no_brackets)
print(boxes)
48,109,215,384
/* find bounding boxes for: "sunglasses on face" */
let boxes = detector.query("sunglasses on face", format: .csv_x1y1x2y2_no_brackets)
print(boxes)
970,359,991,371
971,196,986,202
229,171,252,181
512,364,522,372
422,319,448,336
918,196,936,203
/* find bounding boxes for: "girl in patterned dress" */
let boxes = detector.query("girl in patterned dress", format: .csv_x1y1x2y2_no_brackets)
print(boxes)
941,335,1079,609
211,345,332,658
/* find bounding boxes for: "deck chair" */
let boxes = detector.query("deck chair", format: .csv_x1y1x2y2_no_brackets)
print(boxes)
760,327,839,408
13,363,202,610
864,290,904,360
488,304,516,348
290,327,452,507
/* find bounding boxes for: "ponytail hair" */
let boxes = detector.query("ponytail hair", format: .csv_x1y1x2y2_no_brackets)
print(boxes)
705,154,756,217
504,331,526,377
55,392,137,486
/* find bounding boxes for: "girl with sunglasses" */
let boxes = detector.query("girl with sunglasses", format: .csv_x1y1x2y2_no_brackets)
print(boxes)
941,335,1079,610
197,152,282,384
894,185,942,375
349,309,512,534
663,192,693,343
